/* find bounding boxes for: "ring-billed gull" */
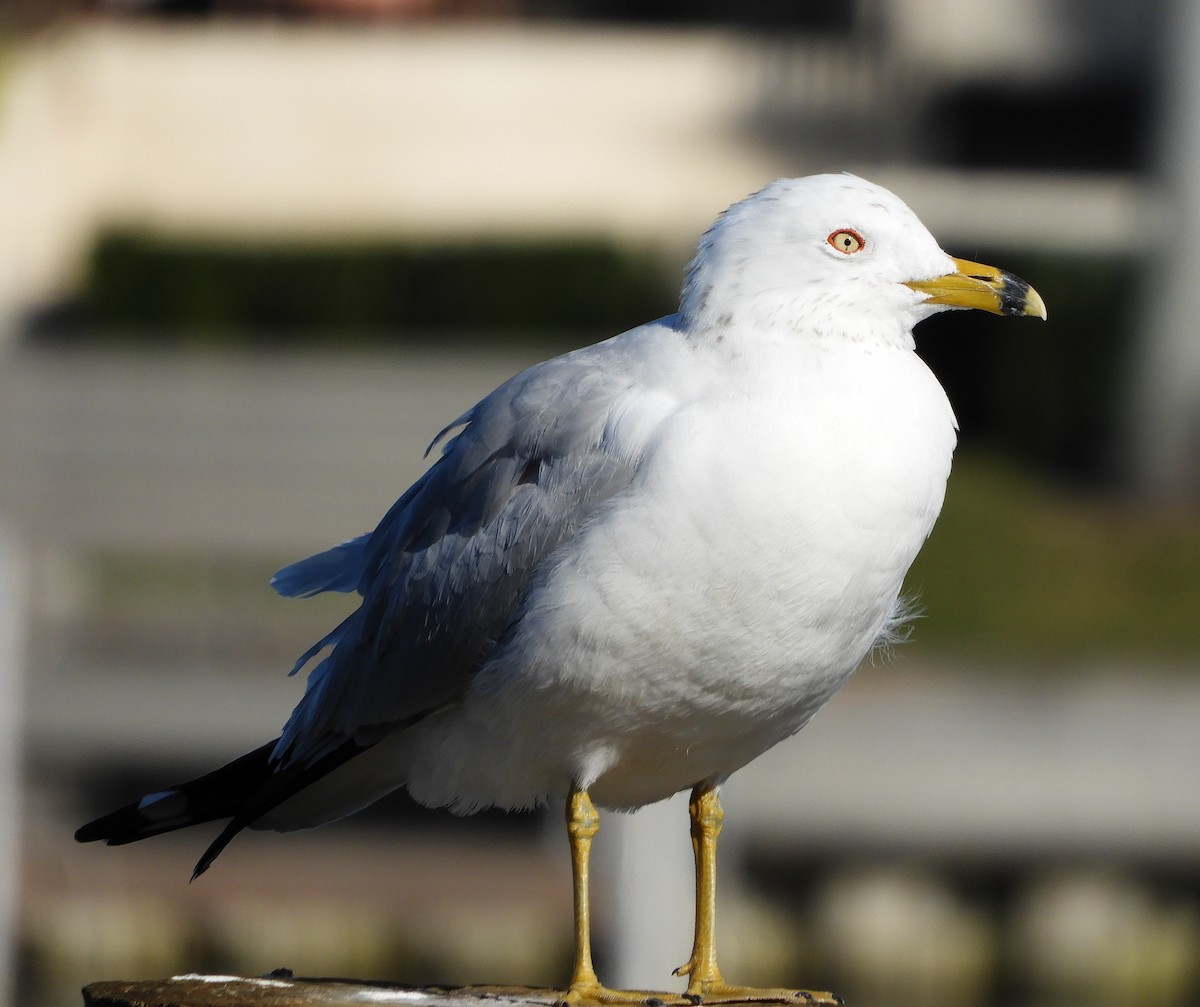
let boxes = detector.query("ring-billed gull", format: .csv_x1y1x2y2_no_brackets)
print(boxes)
77,174,1045,1004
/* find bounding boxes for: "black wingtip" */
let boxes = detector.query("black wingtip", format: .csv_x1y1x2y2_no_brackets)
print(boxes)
191,818,244,880
74,740,280,851
75,821,132,845
75,798,174,846
73,820,100,844
77,736,371,879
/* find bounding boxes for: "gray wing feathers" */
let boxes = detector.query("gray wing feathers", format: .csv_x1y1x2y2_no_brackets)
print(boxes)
271,535,372,598
273,339,665,768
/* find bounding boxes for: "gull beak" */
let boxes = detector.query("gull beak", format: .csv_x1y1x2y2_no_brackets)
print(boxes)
905,256,1047,319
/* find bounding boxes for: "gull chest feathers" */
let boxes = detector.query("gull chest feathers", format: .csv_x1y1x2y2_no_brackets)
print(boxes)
472,319,961,811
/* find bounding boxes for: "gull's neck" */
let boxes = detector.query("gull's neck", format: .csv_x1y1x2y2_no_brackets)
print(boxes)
679,287,919,355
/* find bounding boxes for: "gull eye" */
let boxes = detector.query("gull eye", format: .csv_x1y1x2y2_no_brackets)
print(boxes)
827,229,865,255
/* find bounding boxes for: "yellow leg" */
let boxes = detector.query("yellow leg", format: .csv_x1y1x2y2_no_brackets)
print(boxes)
560,786,693,1006
565,785,604,998
673,782,841,1005
673,782,725,993
558,781,839,1006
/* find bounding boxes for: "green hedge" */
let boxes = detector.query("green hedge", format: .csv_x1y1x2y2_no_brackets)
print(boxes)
905,453,1200,661
66,232,1134,484
78,232,676,344
915,251,1135,479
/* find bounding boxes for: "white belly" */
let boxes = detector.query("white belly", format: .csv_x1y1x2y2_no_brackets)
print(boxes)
396,341,957,813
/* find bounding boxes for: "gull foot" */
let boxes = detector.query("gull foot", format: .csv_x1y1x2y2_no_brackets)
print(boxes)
558,983,841,1007
677,982,842,1005
556,983,693,1006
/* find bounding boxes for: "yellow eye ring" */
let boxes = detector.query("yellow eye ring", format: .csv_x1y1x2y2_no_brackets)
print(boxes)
827,229,866,255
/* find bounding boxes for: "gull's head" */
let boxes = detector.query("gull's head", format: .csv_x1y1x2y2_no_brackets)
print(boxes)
680,174,1045,346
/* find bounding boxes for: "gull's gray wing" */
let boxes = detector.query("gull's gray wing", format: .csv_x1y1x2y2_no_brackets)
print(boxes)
271,534,371,598
272,323,685,769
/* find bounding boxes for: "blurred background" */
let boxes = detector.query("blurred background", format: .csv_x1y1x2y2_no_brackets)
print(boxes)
2,1,1199,1006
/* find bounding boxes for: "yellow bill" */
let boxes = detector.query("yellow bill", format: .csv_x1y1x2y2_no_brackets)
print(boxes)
906,256,1047,319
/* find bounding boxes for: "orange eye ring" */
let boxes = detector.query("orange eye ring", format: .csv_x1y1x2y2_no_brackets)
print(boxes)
827,229,866,255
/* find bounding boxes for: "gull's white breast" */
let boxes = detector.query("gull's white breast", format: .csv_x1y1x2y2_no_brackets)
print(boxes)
398,334,957,812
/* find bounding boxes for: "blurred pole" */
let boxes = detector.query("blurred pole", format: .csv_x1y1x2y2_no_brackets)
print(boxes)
1127,0,1200,494
0,524,23,1002
603,791,693,991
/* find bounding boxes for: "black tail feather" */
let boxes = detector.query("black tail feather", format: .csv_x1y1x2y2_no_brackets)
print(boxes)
190,816,248,880
189,737,369,879
75,740,278,847
77,735,372,878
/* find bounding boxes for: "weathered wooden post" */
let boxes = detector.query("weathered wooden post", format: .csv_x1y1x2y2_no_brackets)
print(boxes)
0,523,22,1004
83,976,580,1007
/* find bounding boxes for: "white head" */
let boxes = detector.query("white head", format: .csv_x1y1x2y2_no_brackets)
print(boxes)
679,174,1044,348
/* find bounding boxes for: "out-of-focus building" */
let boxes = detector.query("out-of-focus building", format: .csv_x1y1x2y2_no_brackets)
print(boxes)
4,1,1180,488
0,1,1156,322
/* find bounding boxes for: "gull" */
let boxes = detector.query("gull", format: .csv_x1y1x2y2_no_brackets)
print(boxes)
76,174,1045,1005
